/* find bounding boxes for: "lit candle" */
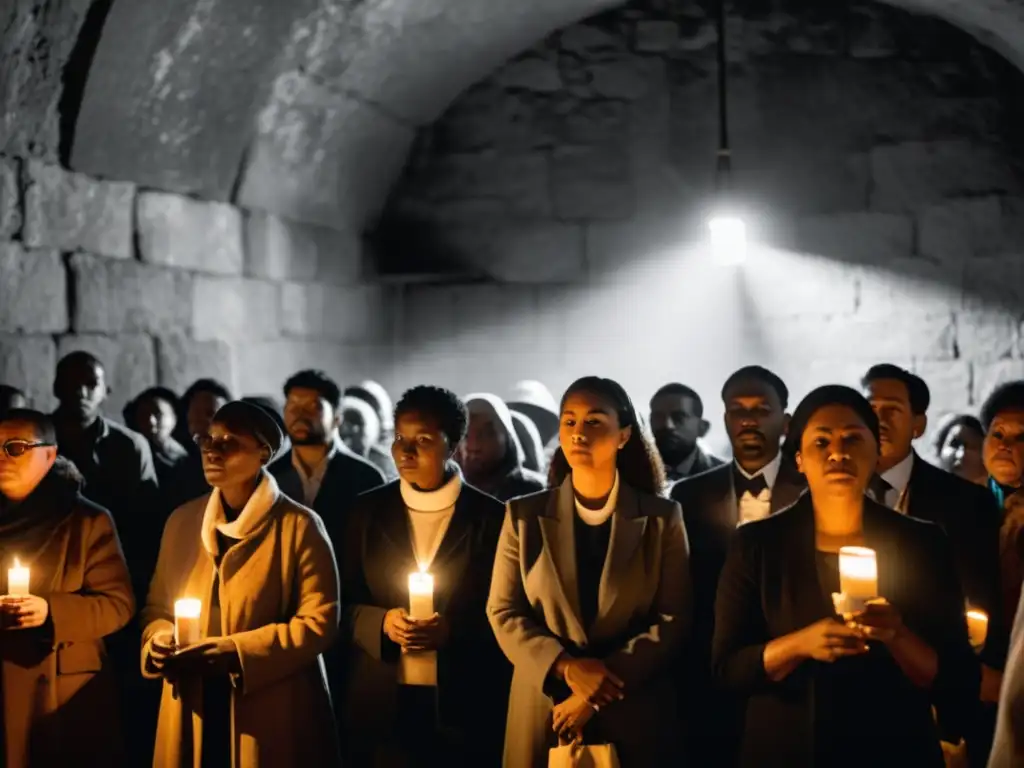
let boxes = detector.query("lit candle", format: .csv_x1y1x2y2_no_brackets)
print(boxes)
838,546,877,612
966,609,989,649
7,558,29,596
173,598,202,647
399,571,437,686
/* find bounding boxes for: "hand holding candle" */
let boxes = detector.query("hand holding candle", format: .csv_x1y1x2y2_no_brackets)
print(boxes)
174,598,202,648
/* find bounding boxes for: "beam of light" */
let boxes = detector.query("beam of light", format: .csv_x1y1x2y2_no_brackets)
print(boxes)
708,215,747,265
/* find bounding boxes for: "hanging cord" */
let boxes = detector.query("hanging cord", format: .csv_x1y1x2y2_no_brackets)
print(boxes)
715,0,731,190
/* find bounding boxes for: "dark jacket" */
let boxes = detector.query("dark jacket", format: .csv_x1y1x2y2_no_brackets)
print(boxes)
670,457,806,767
0,459,135,767
712,496,978,767
270,444,385,551
340,480,509,766
665,446,725,484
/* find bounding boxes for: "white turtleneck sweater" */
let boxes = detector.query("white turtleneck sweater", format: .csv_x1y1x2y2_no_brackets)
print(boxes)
574,471,619,526
399,470,462,571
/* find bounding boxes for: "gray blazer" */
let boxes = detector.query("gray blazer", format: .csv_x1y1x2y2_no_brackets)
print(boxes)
487,476,692,768
990,588,1024,767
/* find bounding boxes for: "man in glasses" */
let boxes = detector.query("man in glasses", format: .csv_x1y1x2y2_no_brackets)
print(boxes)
0,409,134,764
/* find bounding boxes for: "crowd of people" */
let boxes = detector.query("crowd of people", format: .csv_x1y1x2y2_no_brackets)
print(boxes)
0,352,1022,767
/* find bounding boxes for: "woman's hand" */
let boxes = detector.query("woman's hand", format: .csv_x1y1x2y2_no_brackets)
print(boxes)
383,608,418,647
166,637,241,678
557,657,625,707
1,595,49,629
147,630,177,677
797,617,869,662
850,598,904,644
552,694,596,742
404,613,450,652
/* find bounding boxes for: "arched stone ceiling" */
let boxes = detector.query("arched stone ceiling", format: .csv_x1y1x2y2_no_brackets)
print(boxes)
71,0,1024,233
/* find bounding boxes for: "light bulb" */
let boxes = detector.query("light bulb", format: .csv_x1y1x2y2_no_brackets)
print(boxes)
708,215,746,265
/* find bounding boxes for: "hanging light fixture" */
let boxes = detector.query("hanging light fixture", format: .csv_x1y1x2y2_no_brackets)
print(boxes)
708,0,746,265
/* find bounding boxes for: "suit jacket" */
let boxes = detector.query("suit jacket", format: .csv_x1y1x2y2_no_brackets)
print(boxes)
670,457,807,767
340,480,509,765
666,446,724,483
713,495,978,767
487,477,691,768
989,588,1024,768
270,445,384,552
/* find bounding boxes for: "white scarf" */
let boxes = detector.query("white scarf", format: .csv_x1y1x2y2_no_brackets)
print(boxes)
399,466,463,512
200,471,280,556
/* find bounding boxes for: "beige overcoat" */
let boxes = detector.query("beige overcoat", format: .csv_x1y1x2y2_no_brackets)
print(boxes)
140,474,341,767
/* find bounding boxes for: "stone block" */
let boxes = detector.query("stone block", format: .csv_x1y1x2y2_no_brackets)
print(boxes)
245,212,319,282
558,100,630,146
232,340,389,398
560,24,627,59
742,247,859,319
633,21,679,53
956,310,1020,362
0,155,20,238
0,334,57,411
588,57,662,101
740,150,870,216
191,277,280,342
322,285,389,344
795,212,913,267
432,88,557,153
870,141,1022,213
973,360,1024,406
771,313,955,363
56,334,157,419
585,214,693,277
443,224,585,282
0,243,67,333
495,57,562,93
70,253,193,335
964,255,1024,313
155,333,235,396
281,282,325,338
22,161,135,259
856,257,963,319
913,360,972,412
918,197,1003,266
551,145,634,221
317,229,365,285
137,192,244,275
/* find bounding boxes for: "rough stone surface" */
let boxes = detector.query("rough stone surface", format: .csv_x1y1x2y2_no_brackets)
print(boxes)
191,276,280,342
280,282,325,339
856,257,964,318
633,20,679,53
795,213,914,266
0,334,57,411
56,334,157,418
913,360,972,411
23,161,135,259
137,191,244,275
956,310,1021,362
918,196,1004,265
964,255,1024,312
70,253,193,335
0,244,67,333
0,155,21,238
495,57,562,93
245,212,320,283
974,360,1024,405
155,333,235,396
232,340,390,398
442,224,585,282
551,145,634,220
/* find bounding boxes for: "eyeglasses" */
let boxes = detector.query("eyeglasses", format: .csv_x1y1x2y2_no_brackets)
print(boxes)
193,433,245,456
2,440,55,459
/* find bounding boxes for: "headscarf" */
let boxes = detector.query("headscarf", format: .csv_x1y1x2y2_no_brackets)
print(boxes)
340,395,382,448
345,380,394,433
508,380,560,445
464,393,528,472
510,410,545,472
212,400,283,461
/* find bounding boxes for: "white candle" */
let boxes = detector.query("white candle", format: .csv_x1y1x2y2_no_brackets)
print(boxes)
838,546,877,611
966,609,989,649
173,598,202,647
399,571,437,687
7,558,29,596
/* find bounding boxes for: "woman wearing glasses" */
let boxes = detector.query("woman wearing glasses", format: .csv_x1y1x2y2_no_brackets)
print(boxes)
0,408,135,766
141,400,341,767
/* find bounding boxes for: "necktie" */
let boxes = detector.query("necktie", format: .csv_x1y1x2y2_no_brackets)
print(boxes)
735,471,768,498
868,474,894,506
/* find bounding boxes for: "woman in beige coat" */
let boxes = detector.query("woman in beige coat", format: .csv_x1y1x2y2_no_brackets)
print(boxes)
141,401,341,767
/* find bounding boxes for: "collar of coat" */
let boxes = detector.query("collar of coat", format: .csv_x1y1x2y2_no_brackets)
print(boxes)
200,470,280,556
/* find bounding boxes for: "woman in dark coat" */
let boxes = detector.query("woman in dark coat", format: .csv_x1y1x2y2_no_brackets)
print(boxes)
0,409,135,767
340,385,509,766
713,385,978,767
487,376,691,768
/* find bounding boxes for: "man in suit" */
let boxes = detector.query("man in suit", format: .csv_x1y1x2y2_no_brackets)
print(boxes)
650,382,724,483
862,363,1007,761
671,365,806,767
271,369,385,551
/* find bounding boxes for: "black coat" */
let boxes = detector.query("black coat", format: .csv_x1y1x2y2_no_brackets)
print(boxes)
670,458,806,767
712,495,978,767
339,481,510,766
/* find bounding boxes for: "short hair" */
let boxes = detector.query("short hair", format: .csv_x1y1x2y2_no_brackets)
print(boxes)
931,413,984,454
136,386,180,411
785,385,880,455
980,380,1024,431
55,350,103,382
651,383,704,418
861,363,930,415
180,378,233,409
283,370,342,412
721,366,789,409
394,386,468,447
1,408,56,444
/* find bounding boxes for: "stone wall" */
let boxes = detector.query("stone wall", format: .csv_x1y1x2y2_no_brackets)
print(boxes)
381,0,1024,454
0,157,393,417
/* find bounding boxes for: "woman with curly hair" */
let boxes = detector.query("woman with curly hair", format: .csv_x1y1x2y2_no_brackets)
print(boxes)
488,376,691,767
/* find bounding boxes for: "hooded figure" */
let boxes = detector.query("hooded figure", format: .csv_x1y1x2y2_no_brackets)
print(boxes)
510,410,546,473
508,381,559,447
339,396,397,481
460,394,546,502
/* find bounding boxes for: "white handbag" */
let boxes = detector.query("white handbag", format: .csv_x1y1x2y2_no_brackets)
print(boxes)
548,739,621,768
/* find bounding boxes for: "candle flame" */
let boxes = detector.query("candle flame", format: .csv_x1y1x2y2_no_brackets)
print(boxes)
12,557,20,568
967,609,988,621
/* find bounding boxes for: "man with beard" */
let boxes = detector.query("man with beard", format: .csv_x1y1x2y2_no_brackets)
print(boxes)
862,363,1006,764
649,383,723,484
270,369,384,551
671,365,806,768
